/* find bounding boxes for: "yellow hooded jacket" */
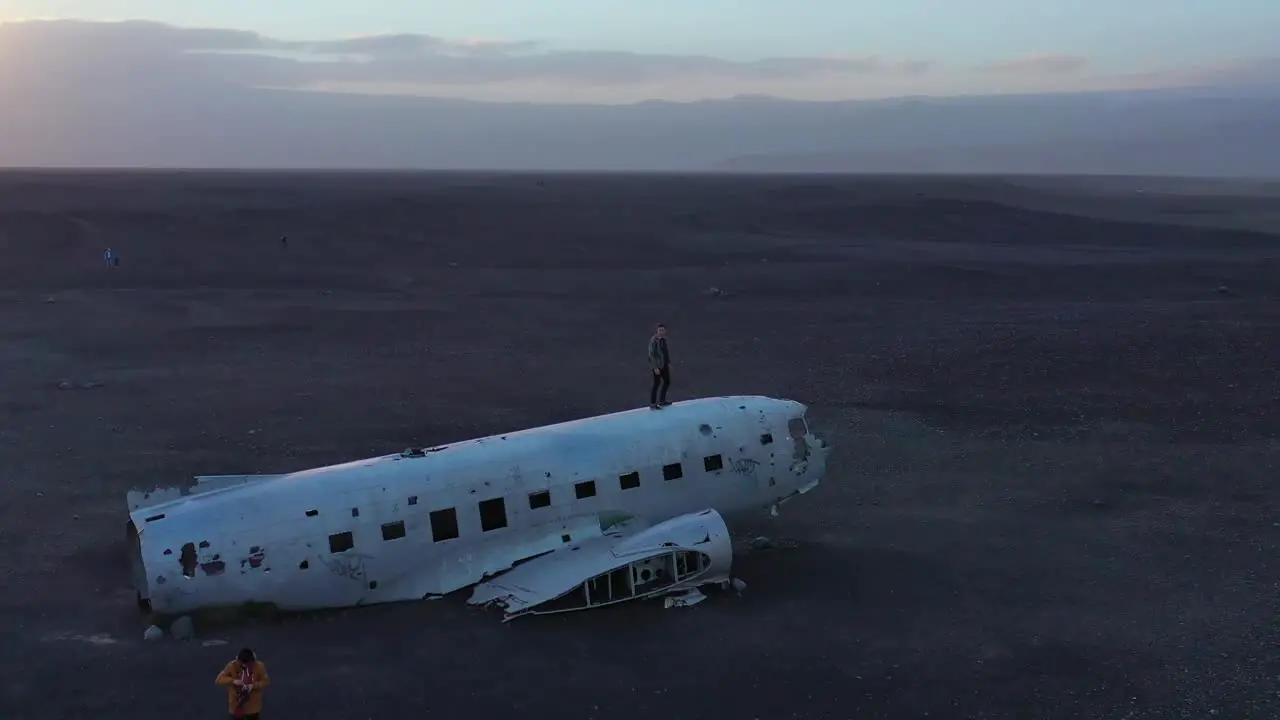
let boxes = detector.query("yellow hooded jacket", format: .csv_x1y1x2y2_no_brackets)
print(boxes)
215,659,271,715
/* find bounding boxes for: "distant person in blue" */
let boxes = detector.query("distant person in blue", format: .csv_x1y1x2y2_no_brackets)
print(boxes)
103,248,113,267
647,323,672,410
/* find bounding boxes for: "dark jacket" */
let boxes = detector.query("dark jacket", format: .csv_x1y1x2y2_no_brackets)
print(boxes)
648,335,670,370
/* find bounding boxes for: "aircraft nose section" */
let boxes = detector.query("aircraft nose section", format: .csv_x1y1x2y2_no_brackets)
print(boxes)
804,430,830,480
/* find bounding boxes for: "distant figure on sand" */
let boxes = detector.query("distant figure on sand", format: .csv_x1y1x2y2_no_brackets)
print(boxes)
648,323,672,409
280,235,288,249
103,248,113,267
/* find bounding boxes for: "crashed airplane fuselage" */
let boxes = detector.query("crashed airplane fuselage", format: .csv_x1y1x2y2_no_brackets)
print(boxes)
125,395,829,620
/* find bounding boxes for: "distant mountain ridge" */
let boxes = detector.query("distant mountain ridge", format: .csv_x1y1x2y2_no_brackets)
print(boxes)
2,75,1278,174
712,113,1280,178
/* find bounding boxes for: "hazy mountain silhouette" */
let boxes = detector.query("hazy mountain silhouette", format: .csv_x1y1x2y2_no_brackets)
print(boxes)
1,18,1278,175
4,82,1279,175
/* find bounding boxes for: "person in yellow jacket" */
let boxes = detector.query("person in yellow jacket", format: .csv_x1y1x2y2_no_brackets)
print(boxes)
215,647,271,719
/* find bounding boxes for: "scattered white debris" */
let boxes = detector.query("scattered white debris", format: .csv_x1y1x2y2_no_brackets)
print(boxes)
143,626,164,641
44,296,56,304
704,286,724,297
663,588,707,609
55,380,104,390
170,615,195,640
202,639,228,648
44,631,122,646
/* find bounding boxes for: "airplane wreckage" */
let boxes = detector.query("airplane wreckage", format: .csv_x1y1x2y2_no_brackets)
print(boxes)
125,396,829,622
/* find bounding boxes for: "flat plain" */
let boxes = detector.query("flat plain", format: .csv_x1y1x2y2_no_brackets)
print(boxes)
1,171,1278,719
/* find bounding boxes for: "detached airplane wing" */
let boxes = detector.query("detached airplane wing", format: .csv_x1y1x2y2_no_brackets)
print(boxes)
468,508,732,621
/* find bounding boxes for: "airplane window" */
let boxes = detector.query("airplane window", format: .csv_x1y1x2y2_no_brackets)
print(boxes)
381,521,406,541
760,433,773,445
350,507,359,517
328,531,354,554
619,472,640,490
430,508,459,542
575,480,597,499
479,497,508,532
528,490,551,509
305,509,319,517
407,496,418,506
663,462,683,481
703,454,723,472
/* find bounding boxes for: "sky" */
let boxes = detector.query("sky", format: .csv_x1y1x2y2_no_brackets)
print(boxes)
0,2,1277,170
2,0,1278,103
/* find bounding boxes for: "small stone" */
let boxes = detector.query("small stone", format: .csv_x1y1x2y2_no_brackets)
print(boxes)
170,615,196,640
750,536,776,550
143,625,164,641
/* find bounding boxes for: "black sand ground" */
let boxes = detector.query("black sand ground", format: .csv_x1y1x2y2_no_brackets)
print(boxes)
1,172,1278,719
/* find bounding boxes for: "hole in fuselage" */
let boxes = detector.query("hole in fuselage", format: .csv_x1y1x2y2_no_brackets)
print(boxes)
179,542,198,578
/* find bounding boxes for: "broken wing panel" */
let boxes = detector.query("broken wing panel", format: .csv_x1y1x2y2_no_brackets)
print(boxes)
469,508,732,620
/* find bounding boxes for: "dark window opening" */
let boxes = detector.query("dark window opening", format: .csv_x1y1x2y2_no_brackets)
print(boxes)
528,490,551,509
619,472,640,490
760,433,773,445
328,531,354,554
178,542,197,578
479,497,508,532
408,495,418,506
633,555,676,594
663,462,683,481
561,534,571,543
351,507,360,517
305,509,319,517
381,520,406,541
430,508,459,542
575,480,597,499
299,560,309,570
676,550,708,580
145,513,165,523
369,581,378,590
703,454,724,472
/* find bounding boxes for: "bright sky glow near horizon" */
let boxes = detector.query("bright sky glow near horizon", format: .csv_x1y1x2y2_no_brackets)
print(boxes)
0,1,1276,170
1,0,1278,106
4,0,1278,69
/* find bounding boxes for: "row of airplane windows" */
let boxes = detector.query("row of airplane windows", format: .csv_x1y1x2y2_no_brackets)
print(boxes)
319,446,758,555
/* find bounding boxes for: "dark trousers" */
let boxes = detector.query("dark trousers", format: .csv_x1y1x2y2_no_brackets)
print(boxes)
650,366,671,405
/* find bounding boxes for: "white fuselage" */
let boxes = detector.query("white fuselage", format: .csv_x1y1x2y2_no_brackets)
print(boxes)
126,395,828,615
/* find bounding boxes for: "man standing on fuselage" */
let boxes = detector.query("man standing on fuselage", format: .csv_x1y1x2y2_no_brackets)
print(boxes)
648,323,672,409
